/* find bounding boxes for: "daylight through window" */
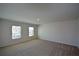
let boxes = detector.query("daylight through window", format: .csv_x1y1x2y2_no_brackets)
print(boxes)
12,26,21,39
29,27,34,36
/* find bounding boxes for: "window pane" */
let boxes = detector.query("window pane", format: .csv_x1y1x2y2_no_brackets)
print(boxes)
12,26,21,39
29,27,34,36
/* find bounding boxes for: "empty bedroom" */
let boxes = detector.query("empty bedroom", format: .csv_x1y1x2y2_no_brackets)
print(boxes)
0,3,79,56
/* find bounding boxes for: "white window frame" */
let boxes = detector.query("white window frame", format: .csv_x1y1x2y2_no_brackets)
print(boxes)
29,27,34,37
12,25,21,39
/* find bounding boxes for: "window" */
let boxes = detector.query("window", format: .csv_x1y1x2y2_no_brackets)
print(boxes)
12,26,21,39
29,27,34,36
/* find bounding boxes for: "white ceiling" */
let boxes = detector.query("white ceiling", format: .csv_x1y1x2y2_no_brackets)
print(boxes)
0,3,79,24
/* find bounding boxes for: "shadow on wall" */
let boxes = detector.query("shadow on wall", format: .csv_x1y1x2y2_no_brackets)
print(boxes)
0,17,38,47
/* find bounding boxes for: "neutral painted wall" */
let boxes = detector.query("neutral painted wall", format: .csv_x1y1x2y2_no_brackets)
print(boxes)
38,20,78,47
0,19,38,47
77,19,79,47
0,20,2,46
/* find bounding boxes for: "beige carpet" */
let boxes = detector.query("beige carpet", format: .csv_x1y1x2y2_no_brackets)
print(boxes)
0,39,79,56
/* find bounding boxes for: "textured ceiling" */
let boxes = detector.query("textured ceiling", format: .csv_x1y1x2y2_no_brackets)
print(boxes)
0,3,79,24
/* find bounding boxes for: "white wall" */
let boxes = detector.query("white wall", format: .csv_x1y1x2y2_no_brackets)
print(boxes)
38,20,78,47
77,19,79,47
0,20,3,46
0,19,38,47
